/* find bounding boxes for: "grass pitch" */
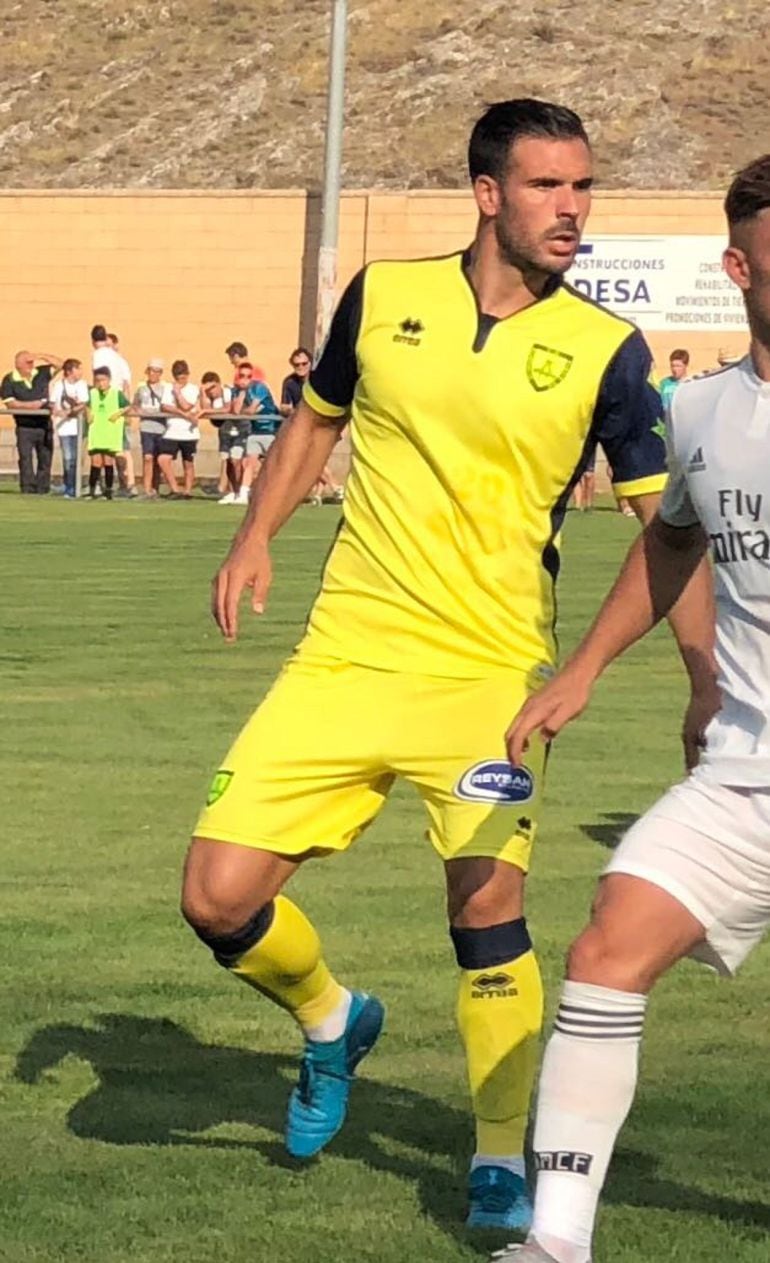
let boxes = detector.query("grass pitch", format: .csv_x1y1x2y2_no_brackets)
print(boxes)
0,490,767,1263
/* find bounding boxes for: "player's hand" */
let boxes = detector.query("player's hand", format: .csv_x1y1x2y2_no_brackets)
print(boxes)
681,678,721,771
211,540,272,642
506,664,595,765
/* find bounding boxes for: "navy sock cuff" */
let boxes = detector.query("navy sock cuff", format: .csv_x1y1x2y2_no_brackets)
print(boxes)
194,902,275,967
450,917,532,970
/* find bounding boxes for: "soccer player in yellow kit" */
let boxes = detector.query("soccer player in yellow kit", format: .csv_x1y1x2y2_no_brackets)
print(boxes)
181,99,702,1232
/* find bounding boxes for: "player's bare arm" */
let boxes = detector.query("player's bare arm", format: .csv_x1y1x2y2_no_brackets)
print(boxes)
212,399,345,641
507,510,714,764
627,490,718,762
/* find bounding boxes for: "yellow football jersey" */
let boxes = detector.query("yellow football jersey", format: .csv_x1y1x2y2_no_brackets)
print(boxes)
302,251,666,678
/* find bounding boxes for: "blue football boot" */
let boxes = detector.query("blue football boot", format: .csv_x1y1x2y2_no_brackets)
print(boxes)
467,1164,534,1232
285,991,385,1159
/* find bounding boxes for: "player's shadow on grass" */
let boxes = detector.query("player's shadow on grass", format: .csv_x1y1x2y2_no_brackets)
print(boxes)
580,811,639,850
14,1013,483,1253
608,1145,770,1235
16,1015,770,1243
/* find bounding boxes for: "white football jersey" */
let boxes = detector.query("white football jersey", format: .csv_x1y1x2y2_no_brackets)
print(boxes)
661,356,770,786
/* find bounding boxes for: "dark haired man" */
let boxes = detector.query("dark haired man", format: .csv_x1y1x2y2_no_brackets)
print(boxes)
497,154,770,1262
182,99,711,1233
225,340,265,384
280,346,313,416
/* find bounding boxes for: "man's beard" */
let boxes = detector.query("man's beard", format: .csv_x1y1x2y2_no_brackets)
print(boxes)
494,216,572,278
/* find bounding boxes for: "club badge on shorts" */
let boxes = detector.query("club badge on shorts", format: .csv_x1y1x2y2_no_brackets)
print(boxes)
206,769,234,806
454,760,535,805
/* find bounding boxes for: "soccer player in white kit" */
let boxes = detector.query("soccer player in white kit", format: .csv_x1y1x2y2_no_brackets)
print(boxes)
493,153,770,1262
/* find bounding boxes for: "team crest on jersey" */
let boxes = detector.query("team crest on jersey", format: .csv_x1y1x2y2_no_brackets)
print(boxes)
526,344,574,392
455,760,534,804
206,769,234,806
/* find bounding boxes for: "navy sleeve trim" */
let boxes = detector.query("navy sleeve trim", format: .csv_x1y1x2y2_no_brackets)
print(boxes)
592,328,667,485
307,268,366,411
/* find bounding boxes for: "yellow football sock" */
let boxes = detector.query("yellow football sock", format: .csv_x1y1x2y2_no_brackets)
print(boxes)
228,895,345,1031
457,948,544,1156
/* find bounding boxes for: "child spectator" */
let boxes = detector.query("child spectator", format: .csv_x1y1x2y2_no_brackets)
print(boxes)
132,358,168,498
86,366,130,500
200,371,245,504
159,359,201,498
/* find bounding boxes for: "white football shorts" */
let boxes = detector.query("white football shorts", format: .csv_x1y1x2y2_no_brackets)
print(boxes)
606,769,770,976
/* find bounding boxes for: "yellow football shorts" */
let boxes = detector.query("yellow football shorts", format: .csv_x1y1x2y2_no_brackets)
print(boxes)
194,655,548,869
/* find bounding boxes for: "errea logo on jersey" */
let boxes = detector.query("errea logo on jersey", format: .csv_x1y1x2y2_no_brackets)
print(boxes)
393,317,425,347
526,344,574,392
455,760,535,805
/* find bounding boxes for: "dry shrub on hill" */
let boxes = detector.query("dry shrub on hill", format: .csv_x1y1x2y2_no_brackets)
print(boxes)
0,0,767,189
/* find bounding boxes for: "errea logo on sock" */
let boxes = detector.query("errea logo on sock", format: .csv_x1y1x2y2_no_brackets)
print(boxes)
535,1150,594,1176
471,972,519,1000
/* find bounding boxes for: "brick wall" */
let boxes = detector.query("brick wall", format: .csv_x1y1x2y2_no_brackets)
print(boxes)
0,188,737,438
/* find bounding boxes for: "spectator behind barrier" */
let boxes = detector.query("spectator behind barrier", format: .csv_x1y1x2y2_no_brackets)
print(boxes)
200,370,245,505
1,348,62,495
86,365,130,500
280,346,313,417
132,357,169,499
91,324,136,497
159,359,201,498
50,358,89,499
225,340,266,384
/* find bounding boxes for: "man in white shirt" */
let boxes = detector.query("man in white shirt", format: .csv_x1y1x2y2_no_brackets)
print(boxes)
493,153,770,1263
50,357,89,498
91,324,136,497
159,358,200,498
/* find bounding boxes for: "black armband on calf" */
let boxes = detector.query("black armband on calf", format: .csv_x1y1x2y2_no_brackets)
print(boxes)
450,917,532,970
194,902,275,967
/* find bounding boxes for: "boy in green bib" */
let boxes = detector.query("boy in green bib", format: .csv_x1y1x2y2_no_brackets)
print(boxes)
87,367,130,499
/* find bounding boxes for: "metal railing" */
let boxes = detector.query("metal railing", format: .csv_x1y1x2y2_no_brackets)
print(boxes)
0,408,353,492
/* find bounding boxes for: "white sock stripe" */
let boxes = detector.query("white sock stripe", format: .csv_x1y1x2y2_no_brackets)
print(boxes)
558,1002,646,1020
553,1022,643,1040
555,1013,645,1029
561,979,647,1006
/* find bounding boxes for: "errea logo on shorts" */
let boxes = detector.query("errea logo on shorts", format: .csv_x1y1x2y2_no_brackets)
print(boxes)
454,760,535,805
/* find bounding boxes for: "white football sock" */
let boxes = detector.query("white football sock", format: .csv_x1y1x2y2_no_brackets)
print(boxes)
531,980,647,1263
303,988,352,1042
471,1154,526,1180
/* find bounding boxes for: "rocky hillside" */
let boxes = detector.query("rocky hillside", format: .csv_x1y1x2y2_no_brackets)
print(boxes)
0,0,767,190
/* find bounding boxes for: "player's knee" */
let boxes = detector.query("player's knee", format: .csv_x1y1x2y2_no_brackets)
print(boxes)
180,878,262,940
446,859,524,927
566,925,609,983
566,924,650,992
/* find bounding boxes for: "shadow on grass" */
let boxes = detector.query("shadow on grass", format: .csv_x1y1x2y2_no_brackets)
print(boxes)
580,811,639,850
15,1014,485,1254
15,1015,770,1242
608,1146,770,1234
